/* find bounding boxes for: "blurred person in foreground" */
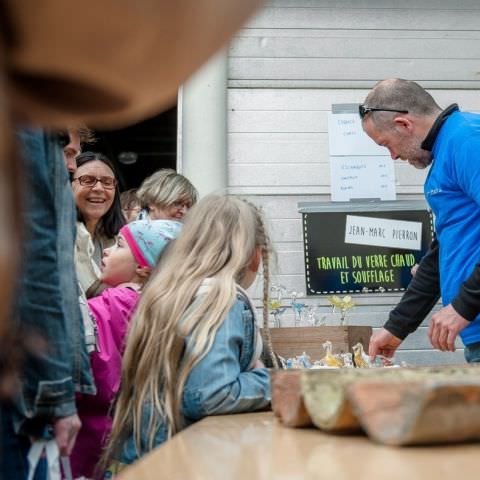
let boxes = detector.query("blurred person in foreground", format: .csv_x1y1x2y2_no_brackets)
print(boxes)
0,129,95,479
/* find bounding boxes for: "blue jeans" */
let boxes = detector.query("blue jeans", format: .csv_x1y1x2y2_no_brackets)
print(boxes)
464,342,480,363
1,404,47,480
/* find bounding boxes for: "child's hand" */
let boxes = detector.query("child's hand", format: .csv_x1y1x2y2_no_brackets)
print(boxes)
251,359,265,369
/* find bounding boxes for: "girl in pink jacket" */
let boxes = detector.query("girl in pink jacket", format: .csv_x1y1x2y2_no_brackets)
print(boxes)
71,219,182,479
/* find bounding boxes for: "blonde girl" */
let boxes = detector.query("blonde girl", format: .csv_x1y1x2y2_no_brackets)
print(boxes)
104,195,272,469
71,219,182,479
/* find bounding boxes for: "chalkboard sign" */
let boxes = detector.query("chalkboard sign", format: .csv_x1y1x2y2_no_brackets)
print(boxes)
299,201,435,295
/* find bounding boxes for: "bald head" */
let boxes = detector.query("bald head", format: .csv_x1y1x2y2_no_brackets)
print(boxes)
362,79,441,127
360,79,440,169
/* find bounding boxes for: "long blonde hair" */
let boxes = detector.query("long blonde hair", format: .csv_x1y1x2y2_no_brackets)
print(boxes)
104,195,273,462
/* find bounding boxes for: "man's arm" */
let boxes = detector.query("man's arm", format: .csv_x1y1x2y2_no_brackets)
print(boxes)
428,253,480,352
451,265,480,322
369,238,440,358
384,238,441,338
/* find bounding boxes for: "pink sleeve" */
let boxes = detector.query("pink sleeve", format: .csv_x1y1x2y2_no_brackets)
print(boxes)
87,288,140,405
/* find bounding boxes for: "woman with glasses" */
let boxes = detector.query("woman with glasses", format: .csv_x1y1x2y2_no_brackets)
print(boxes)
136,168,198,222
72,151,125,297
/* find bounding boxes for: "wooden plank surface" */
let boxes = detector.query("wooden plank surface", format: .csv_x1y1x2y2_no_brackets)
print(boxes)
229,80,480,89
118,412,480,480
231,32,480,60
230,58,480,83
230,0,480,89
228,89,480,111
247,7,480,31
232,2,480,87
266,0,480,8
236,28,480,40
229,163,428,187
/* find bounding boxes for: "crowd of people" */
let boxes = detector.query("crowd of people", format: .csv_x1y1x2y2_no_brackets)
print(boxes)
1,127,273,479
1,3,480,473
0,2,479,480
0,1,271,479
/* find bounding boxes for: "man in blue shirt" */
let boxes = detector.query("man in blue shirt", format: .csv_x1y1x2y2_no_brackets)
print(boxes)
360,78,480,363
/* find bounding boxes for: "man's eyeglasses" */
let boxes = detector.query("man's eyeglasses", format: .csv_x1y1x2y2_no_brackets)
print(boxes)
72,175,117,189
359,105,409,119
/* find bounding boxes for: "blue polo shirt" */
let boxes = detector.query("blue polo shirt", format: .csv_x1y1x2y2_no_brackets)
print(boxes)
424,110,480,345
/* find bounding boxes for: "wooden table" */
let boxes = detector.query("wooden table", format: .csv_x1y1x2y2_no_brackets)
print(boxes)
119,412,480,480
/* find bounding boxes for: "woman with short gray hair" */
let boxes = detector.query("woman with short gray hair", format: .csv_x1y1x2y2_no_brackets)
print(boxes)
137,169,198,221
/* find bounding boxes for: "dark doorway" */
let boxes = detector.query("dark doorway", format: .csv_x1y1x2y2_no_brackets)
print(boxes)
93,105,177,191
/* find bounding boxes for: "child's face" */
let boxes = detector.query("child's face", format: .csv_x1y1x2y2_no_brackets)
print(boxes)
101,234,138,286
240,247,262,290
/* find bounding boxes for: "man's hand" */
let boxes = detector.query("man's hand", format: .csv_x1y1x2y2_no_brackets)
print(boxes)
53,414,81,456
428,304,469,352
410,263,419,277
368,328,402,361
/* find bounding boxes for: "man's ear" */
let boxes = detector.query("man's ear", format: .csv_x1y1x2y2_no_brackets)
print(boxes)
136,265,152,279
249,247,262,273
393,116,414,133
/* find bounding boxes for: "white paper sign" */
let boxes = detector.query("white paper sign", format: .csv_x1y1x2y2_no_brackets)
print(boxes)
345,215,422,251
328,113,389,156
330,156,396,201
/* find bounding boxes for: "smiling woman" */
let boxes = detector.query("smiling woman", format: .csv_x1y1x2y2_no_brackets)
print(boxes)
72,152,126,297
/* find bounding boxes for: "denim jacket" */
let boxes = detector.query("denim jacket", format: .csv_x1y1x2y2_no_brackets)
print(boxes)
119,286,271,464
13,129,94,437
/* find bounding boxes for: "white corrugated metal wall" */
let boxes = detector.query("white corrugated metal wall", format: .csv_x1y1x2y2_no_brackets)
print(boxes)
227,0,480,365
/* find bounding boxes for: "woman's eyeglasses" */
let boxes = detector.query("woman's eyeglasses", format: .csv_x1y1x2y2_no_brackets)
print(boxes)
171,201,192,210
72,175,117,189
122,205,141,213
358,105,409,119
